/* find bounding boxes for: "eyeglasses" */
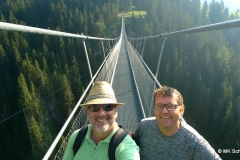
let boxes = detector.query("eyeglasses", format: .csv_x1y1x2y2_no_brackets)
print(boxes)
154,103,179,111
87,104,116,112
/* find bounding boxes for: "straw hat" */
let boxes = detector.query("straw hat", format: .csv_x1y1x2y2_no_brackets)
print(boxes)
80,81,124,107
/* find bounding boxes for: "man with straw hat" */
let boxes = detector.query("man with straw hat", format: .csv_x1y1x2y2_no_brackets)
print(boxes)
63,81,140,160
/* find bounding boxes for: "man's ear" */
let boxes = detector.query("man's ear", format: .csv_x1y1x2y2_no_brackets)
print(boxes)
180,105,185,116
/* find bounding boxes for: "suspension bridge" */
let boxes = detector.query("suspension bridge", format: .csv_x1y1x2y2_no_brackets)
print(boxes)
0,15,240,160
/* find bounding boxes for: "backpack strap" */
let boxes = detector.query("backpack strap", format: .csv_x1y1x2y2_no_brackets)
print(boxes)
131,133,138,146
73,125,88,156
108,128,128,160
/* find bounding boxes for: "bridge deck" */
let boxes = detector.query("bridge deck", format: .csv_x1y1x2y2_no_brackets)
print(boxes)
112,35,143,131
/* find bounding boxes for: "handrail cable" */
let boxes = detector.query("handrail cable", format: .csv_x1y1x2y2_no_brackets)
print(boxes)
128,19,240,40
0,22,117,41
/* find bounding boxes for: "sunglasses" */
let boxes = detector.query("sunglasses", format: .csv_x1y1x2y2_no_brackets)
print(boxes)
87,104,116,112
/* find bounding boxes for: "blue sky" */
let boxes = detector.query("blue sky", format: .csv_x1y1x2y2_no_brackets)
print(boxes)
200,0,240,12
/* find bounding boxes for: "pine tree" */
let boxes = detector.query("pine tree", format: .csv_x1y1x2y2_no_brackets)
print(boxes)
201,1,210,25
8,10,18,23
58,37,67,65
12,44,22,65
0,44,8,63
71,56,82,101
94,15,106,37
18,73,32,122
29,116,43,158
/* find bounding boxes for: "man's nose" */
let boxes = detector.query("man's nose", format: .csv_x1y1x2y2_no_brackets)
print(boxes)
161,106,169,113
97,106,106,115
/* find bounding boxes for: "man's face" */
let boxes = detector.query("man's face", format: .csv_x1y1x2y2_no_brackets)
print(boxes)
154,94,184,133
86,104,118,133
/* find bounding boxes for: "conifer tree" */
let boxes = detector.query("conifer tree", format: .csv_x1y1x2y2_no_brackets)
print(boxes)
8,10,18,23
18,73,32,122
12,44,22,65
29,116,43,159
0,44,8,62
201,1,210,25
94,15,106,37
58,37,67,65
71,56,82,101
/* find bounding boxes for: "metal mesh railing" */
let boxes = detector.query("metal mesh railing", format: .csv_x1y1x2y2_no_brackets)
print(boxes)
53,108,87,160
96,38,121,83
126,39,156,117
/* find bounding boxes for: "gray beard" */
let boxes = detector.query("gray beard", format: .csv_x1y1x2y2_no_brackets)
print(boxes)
91,116,114,133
